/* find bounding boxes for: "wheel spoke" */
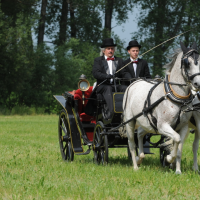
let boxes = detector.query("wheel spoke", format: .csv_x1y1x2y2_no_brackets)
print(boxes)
68,142,71,159
65,146,68,160
97,129,100,142
60,125,67,135
63,143,67,152
61,118,68,134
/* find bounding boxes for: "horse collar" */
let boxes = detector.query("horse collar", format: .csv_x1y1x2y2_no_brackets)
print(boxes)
164,75,193,104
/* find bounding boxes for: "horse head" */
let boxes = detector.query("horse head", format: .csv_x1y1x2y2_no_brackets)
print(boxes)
180,42,200,91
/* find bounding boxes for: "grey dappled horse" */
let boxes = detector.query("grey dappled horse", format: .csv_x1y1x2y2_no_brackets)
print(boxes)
136,93,200,173
123,42,200,174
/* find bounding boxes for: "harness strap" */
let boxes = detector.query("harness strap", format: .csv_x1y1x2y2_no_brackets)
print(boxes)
168,75,191,99
189,73,200,80
164,75,193,104
114,75,193,133
109,95,166,132
173,107,182,130
144,81,163,132
164,81,187,86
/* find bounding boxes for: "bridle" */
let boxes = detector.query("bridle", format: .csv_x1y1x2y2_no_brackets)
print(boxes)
181,49,200,87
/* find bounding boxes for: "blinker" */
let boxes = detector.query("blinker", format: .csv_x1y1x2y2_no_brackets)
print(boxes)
183,58,189,68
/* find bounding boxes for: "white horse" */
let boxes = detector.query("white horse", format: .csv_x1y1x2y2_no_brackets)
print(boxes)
123,42,200,174
136,94,200,173
171,98,200,172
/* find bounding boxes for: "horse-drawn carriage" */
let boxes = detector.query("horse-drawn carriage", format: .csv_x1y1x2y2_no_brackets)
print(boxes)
53,42,200,174
54,75,169,165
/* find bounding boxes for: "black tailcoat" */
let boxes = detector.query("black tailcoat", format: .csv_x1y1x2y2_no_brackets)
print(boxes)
92,56,123,85
121,58,151,85
85,56,125,117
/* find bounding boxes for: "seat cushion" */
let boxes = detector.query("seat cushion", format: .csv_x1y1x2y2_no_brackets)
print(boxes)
74,86,93,114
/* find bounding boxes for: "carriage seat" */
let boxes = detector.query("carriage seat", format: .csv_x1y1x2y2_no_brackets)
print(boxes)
72,87,95,142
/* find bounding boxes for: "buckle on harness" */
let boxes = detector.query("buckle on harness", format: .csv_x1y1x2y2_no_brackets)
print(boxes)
165,92,170,99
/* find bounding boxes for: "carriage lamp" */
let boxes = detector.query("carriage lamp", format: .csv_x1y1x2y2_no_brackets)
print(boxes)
78,74,90,104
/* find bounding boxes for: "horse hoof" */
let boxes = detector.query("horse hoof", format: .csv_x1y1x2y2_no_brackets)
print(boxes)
136,155,143,165
166,155,175,164
133,167,139,171
166,155,173,163
140,153,145,159
192,166,199,173
175,171,182,175
194,171,200,175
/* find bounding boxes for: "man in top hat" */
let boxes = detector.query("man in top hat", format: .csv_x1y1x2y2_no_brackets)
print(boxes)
92,38,127,120
122,40,151,85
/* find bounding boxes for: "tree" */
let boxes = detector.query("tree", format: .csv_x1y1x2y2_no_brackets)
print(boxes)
37,0,47,46
180,0,200,48
103,0,135,38
132,0,188,76
58,0,68,45
104,0,114,37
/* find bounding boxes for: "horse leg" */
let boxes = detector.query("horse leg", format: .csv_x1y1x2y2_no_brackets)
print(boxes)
137,127,146,165
126,120,138,170
192,130,199,172
175,125,189,174
158,123,181,164
192,112,200,172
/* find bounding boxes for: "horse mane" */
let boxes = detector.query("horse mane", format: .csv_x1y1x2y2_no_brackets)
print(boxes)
163,48,182,74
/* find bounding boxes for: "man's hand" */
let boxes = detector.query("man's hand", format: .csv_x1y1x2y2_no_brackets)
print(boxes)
106,74,113,79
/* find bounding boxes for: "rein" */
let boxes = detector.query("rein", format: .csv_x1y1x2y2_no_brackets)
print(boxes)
110,48,200,132
115,29,193,75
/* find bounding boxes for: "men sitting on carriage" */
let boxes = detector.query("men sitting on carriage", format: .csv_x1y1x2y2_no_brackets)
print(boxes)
92,38,127,120
122,40,151,85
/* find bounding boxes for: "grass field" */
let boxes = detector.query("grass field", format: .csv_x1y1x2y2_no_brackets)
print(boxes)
0,115,200,200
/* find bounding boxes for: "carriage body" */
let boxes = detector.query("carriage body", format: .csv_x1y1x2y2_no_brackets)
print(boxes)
54,76,164,164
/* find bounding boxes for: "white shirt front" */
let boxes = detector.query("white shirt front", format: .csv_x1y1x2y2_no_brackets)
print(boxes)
105,55,114,83
130,57,138,77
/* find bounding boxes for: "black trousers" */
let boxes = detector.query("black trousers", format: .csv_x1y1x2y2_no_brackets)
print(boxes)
96,84,127,118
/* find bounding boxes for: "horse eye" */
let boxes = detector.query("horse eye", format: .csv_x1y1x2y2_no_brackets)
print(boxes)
183,58,190,68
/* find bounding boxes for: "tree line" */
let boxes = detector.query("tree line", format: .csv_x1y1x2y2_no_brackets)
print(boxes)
0,0,200,112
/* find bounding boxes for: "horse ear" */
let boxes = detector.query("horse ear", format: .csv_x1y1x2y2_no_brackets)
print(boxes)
180,42,187,54
191,42,197,50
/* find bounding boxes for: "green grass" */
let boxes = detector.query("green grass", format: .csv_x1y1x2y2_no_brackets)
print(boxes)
0,115,200,199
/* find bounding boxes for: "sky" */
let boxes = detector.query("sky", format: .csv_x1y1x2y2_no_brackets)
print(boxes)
112,10,139,45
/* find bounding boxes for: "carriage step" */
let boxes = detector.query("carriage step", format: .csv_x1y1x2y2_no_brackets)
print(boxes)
76,149,91,155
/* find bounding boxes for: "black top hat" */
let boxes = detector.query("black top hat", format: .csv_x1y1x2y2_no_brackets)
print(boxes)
101,38,117,48
127,40,141,50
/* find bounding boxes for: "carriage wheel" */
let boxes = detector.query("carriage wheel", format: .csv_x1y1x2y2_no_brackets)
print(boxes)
93,121,108,165
58,109,74,162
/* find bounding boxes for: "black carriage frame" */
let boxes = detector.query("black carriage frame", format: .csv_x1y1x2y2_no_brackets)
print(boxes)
54,77,168,165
